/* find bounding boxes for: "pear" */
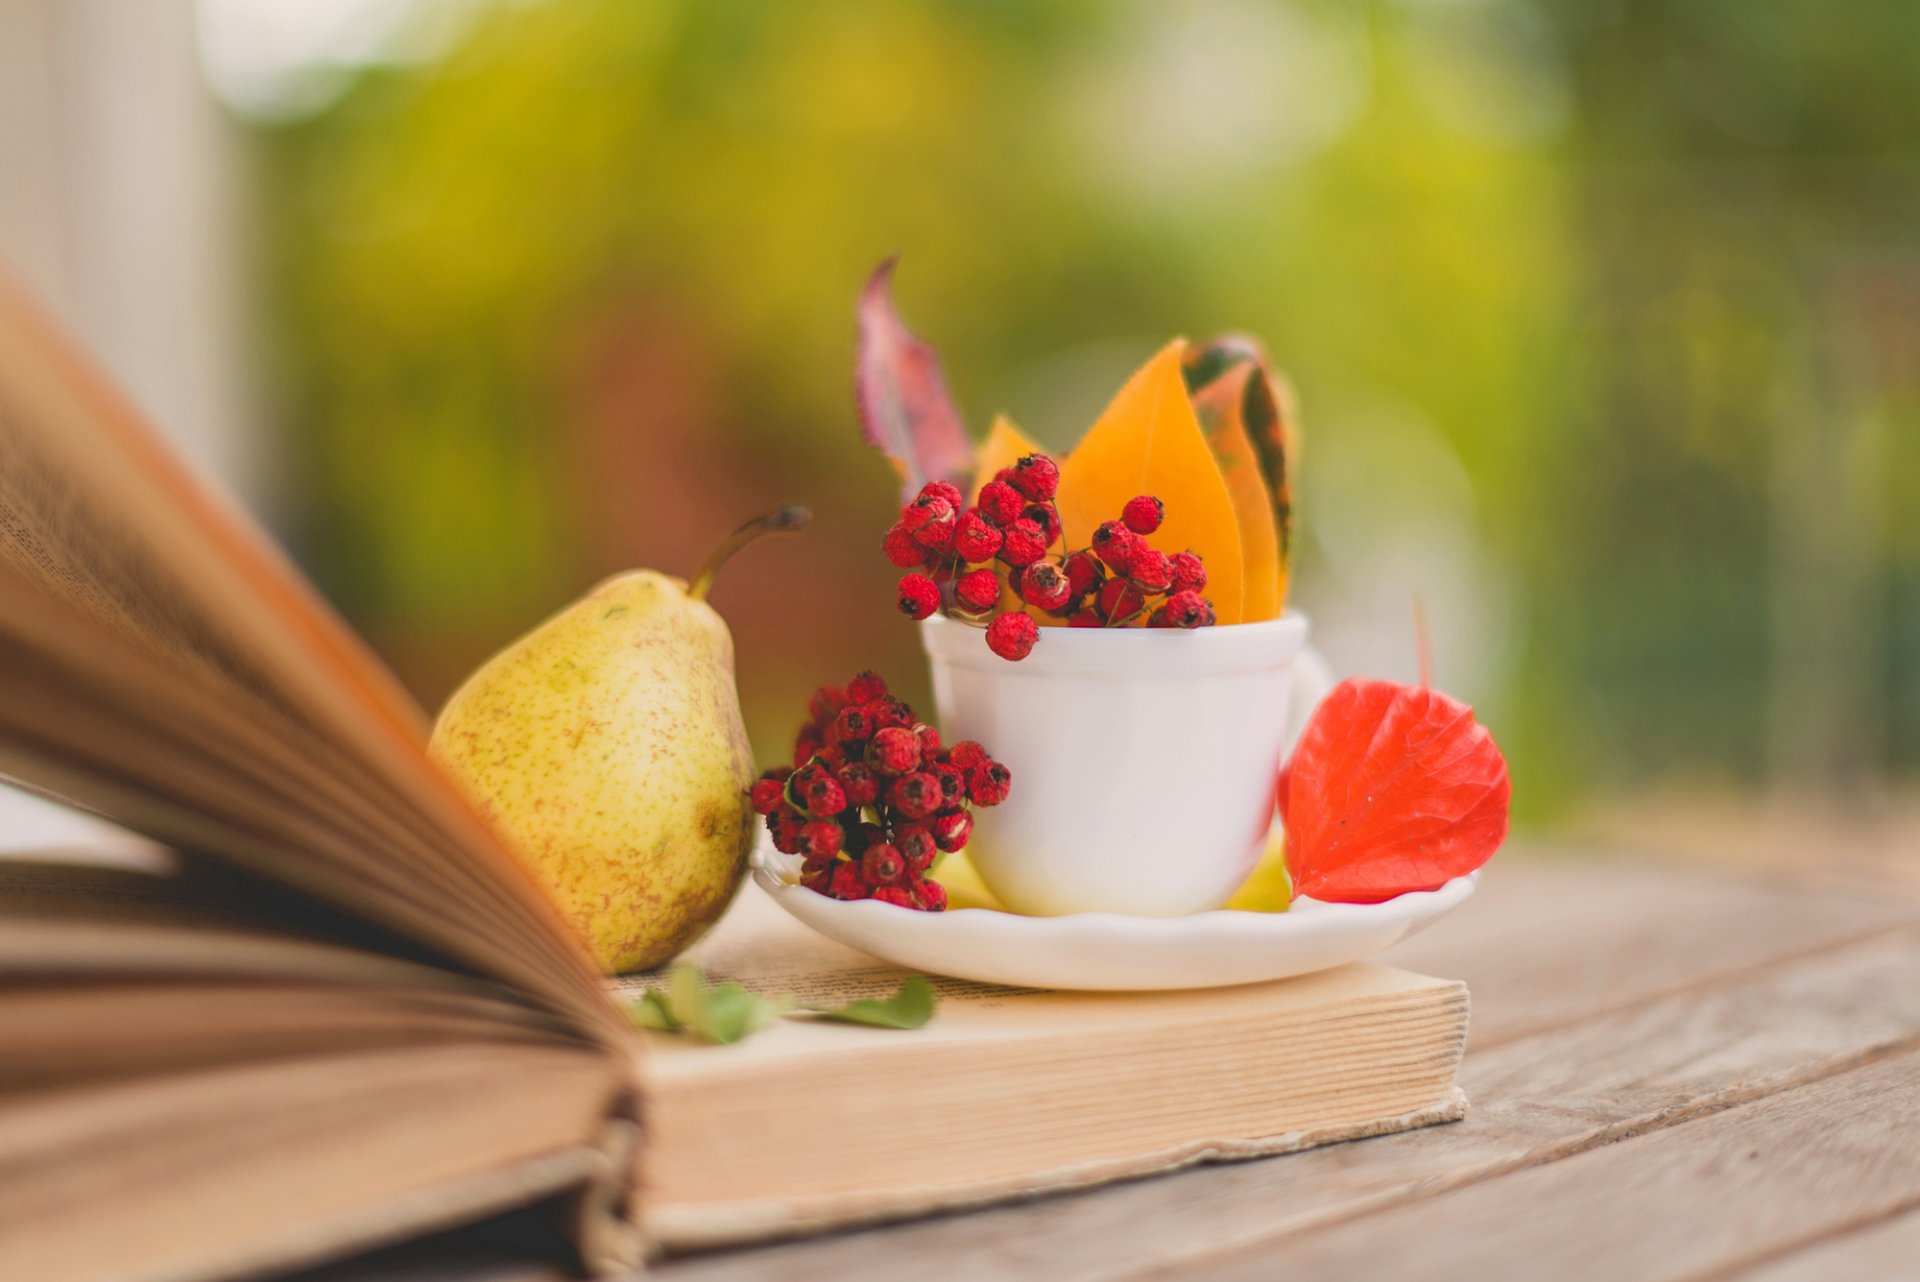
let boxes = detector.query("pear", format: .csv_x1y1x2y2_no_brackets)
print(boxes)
430,507,809,973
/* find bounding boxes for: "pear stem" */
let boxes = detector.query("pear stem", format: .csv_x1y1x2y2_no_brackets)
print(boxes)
689,504,812,601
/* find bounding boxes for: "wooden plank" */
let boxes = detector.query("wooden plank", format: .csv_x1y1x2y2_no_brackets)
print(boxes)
1732,1206,1920,1281
1158,1046,1920,1282
659,929,1920,1282
1380,854,1920,1048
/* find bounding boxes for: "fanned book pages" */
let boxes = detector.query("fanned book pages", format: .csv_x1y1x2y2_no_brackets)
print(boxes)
0,271,1469,1282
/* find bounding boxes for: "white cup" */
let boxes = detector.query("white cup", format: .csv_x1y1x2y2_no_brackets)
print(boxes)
921,612,1311,916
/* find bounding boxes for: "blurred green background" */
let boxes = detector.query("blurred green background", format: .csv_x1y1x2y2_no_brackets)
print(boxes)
70,0,1920,837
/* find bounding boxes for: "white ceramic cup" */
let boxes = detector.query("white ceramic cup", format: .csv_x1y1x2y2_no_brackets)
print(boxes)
921,612,1311,917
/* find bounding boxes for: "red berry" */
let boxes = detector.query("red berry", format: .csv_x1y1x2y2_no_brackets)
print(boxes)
1009,453,1061,501
868,698,912,731
953,509,1004,562
913,879,949,912
807,685,849,723
828,862,869,900
829,704,874,746
862,841,908,886
899,493,947,532
802,820,843,860
888,771,943,819
793,729,823,765
930,761,966,808
946,740,988,770
912,504,956,552
1122,494,1165,535
1023,503,1063,545
848,672,889,704
977,480,1025,526
998,518,1049,568
1169,550,1207,594
1063,550,1106,599
1018,561,1073,612
896,823,938,873
768,813,806,854
799,773,848,817
896,572,941,620
1148,588,1210,629
968,759,1013,806
1096,577,1147,624
836,761,881,808
986,611,1039,660
800,864,831,893
1128,546,1173,594
882,522,927,568
749,776,787,815
872,885,917,908
931,808,973,852
868,725,923,775
917,723,942,756
1069,608,1101,627
1092,520,1139,571
918,480,965,511
955,567,1002,613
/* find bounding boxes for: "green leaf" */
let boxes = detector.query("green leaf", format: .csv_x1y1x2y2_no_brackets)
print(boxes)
626,966,935,1043
804,975,938,1029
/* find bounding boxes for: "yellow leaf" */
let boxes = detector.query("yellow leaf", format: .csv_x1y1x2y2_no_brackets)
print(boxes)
1055,341,1246,623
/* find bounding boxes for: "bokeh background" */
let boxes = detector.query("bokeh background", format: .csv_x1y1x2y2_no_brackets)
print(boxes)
3,0,1916,857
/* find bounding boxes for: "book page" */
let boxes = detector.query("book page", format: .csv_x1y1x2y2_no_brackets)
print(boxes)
0,274,620,1042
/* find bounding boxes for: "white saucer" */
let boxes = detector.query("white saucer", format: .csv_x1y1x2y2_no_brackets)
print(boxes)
750,850,1478,991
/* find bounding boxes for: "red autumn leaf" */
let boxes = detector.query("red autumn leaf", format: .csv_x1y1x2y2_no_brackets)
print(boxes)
855,257,974,501
1281,678,1510,904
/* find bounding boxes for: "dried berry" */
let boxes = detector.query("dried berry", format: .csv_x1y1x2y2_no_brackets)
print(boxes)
868,725,923,775
1122,494,1165,535
946,740,987,771
868,698,912,731
913,879,949,912
986,611,1039,660
1069,608,1101,628
899,493,949,533
802,820,843,860
930,762,966,808
930,808,973,852
769,813,806,854
799,773,848,817
1018,561,1073,612
896,572,941,620
1063,549,1106,600
1128,547,1173,593
967,760,1012,807
977,479,1026,526
882,522,927,568
952,509,1004,563
749,774,789,815
998,518,1049,569
1096,578,1146,625
1149,588,1210,629
1009,453,1061,501
896,823,938,874
829,704,874,746
862,841,908,886
1169,550,1207,594
872,885,917,908
889,771,943,819
828,862,869,900
1091,520,1139,572
912,504,956,553
917,722,942,756
1023,502,1063,545
955,567,1002,614
919,480,965,512
847,671,889,704
835,761,881,808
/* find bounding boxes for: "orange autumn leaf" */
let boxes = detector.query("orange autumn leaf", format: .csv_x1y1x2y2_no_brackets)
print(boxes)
1188,361,1282,621
1184,337,1297,614
1055,341,1246,623
970,414,1044,501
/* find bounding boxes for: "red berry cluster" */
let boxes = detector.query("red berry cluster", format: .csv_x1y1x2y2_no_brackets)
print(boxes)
882,452,1216,660
749,671,1011,910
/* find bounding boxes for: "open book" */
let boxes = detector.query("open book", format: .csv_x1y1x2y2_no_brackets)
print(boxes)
0,273,1469,1281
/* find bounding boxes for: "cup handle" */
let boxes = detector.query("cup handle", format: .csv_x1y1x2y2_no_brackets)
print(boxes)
1284,645,1338,757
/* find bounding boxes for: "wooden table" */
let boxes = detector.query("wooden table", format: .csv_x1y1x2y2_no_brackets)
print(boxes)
662,851,1920,1282
315,849,1920,1281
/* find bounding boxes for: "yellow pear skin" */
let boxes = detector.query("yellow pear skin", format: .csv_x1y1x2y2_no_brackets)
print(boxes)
431,569,757,972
